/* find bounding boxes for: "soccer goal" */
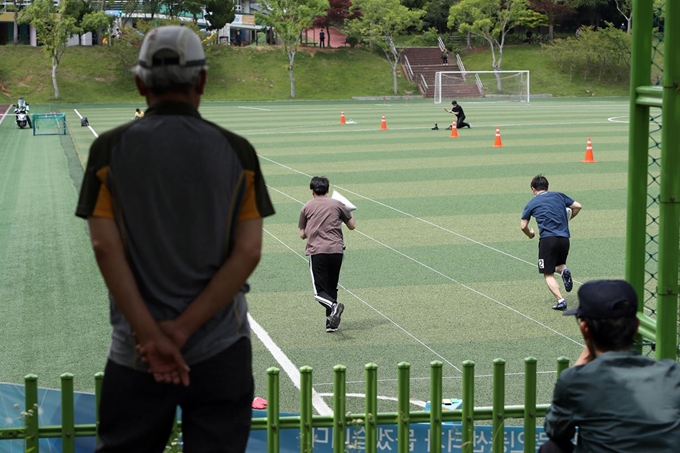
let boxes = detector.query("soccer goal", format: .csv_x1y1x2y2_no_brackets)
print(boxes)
433,70,530,104
33,113,67,136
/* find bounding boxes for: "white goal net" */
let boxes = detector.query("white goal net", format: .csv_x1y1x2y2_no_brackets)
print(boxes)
434,70,530,104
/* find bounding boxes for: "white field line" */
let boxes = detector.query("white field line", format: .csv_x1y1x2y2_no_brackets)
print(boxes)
248,314,332,415
266,186,583,350
0,105,13,126
73,109,99,138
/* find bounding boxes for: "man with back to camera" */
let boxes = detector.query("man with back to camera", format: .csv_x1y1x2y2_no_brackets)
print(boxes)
75,25,275,452
521,174,581,311
444,100,470,129
299,176,356,333
540,279,680,452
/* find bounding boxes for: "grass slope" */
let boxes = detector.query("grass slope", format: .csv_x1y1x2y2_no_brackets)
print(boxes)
0,42,630,104
459,44,630,97
0,44,418,103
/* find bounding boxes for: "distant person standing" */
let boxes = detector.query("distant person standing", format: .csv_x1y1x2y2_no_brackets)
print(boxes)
299,176,356,333
521,175,581,311
444,100,470,129
441,49,448,65
319,30,325,48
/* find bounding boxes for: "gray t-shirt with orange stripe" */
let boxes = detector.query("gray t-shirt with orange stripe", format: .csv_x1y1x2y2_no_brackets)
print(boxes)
76,101,275,369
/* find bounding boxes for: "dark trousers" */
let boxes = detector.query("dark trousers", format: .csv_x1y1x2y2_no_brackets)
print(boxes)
310,253,343,316
456,115,469,129
538,439,575,453
97,337,254,453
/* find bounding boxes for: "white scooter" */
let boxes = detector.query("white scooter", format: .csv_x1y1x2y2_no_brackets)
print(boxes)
13,104,31,129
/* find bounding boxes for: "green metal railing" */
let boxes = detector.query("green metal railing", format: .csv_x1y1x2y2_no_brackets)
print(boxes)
627,1,680,360
0,357,572,453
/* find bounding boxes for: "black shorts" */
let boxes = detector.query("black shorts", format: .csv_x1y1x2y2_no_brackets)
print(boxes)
538,236,570,274
97,337,253,453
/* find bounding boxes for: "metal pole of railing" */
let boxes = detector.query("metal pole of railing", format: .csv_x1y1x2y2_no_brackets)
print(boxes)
365,363,378,453
94,372,103,445
491,359,505,453
61,373,75,453
429,361,443,453
461,360,475,453
25,374,39,453
267,367,280,453
397,362,410,453
523,358,537,453
556,357,570,378
333,365,347,453
300,366,313,453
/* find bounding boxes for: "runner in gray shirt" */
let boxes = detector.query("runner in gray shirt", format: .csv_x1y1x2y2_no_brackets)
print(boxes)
298,176,356,332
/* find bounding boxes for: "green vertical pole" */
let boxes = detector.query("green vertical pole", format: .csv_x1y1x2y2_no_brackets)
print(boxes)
333,365,347,453
625,0,654,310
491,359,505,453
24,374,39,453
397,362,410,453
94,372,103,445
365,363,378,453
429,361,443,453
61,373,75,453
299,366,313,453
656,0,680,360
556,357,570,378
523,358,537,453
461,360,475,453
267,368,280,453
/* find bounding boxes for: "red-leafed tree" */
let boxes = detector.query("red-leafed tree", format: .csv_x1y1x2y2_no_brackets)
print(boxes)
313,0,356,48
530,0,577,41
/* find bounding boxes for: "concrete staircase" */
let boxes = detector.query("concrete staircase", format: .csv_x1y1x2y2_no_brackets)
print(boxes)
400,47,482,100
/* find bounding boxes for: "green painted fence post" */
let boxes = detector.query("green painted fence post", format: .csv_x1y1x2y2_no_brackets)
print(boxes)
492,359,505,453
24,374,39,453
556,357,570,378
299,366,313,453
523,358,537,453
61,373,75,453
397,362,410,453
94,372,103,445
429,361,443,453
333,365,347,453
461,360,475,453
267,367,280,453
365,363,378,453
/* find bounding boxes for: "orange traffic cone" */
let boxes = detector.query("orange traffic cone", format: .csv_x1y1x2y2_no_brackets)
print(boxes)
380,114,388,130
449,121,458,138
494,127,503,148
582,138,597,163
340,111,346,124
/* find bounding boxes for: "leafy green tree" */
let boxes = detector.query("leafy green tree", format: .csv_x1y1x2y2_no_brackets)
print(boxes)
345,0,424,94
255,0,330,98
543,23,630,83
530,0,577,41
448,0,546,87
613,0,631,32
205,0,236,31
19,0,82,99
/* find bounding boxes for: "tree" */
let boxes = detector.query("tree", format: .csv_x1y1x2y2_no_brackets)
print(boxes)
613,0,631,32
19,0,82,99
255,0,330,98
345,0,424,94
448,0,545,88
530,0,577,41
313,0,355,48
205,0,236,31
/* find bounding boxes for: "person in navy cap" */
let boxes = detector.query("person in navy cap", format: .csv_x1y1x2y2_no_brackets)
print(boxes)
540,279,680,452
